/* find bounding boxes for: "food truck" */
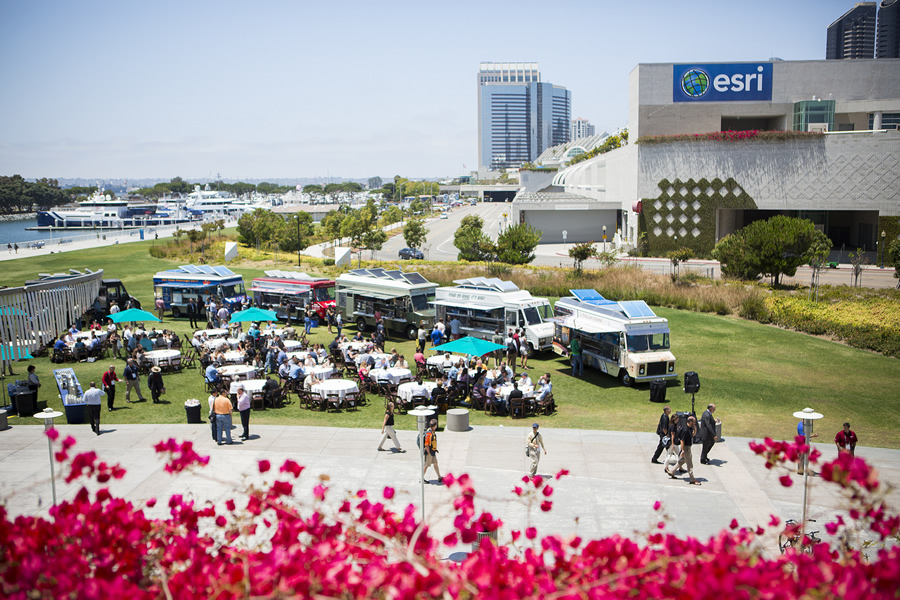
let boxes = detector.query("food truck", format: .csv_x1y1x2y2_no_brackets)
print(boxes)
552,289,676,386
250,270,335,321
432,277,554,355
152,265,247,317
335,268,437,339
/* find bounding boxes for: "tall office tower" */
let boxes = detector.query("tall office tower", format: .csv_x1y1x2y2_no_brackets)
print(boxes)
570,117,596,140
827,3,877,59
878,0,900,57
478,62,571,169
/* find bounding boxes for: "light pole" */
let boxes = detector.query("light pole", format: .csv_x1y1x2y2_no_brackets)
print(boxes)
602,225,607,252
34,408,64,505
792,407,824,542
297,215,301,267
881,230,886,268
408,408,434,523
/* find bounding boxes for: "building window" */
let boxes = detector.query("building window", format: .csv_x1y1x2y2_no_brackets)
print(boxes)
868,113,900,130
792,100,835,132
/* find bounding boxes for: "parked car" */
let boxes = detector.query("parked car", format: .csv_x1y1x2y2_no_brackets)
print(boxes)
440,213,449,220
399,247,424,260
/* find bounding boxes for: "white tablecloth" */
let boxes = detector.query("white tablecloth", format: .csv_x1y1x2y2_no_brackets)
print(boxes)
498,384,535,401
282,340,303,351
287,350,322,364
218,365,256,380
195,328,228,339
225,337,242,349
427,354,467,371
223,351,245,364
397,381,438,403
356,352,392,367
143,349,181,366
204,338,228,350
369,367,412,385
311,365,335,379
229,378,267,395
74,331,108,342
340,341,368,352
311,379,358,401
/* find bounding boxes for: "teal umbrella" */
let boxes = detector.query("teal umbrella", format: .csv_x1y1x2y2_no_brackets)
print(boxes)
230,307,278,323
0,306,28,316
430,336,506,357
1,346,34,360
107,308,161,323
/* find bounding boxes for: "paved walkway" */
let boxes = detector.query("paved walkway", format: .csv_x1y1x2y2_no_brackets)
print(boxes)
2,421,896,557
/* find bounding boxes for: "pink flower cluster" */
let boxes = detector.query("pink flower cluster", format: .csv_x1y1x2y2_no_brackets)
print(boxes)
153,438,210,474
1,436,898,598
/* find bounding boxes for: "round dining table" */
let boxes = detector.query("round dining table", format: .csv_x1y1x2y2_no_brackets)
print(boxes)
223,351,245,364
311,379,359,402
369,367,412,385
287,350,322,364
397,381,438,403
427,354,468,371
217,364,256,380
356,352,392,367
195,328,229,339
229,378,267,395
282,339,303,351
204,338,229,351
143,349,181,367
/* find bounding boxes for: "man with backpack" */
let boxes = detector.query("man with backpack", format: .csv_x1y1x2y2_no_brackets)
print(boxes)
422,419,444,485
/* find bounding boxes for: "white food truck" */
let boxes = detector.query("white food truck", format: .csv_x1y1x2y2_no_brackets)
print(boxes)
552,289,676,386
335,268,438,340
432,277,554,355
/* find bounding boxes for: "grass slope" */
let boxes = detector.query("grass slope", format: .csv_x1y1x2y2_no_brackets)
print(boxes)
2,239,898,449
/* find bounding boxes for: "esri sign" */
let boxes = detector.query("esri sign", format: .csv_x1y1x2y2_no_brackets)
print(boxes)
673,63,772,103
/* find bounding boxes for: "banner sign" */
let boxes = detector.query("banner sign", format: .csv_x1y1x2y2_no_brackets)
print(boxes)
673,63,772,102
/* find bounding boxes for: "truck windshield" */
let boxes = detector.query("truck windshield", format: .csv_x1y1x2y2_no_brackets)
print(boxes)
314,287,335,302
221,283,245,298
410,292,434,312
626,332,670,353
521,306,545,326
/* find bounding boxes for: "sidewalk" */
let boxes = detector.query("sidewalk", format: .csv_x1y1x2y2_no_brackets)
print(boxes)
2,422,896,557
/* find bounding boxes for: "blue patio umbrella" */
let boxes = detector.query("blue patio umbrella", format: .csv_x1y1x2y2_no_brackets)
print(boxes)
230,307,278,323
107,308,161,323
429,336,506,357
1,346,34,360
0,306,29,316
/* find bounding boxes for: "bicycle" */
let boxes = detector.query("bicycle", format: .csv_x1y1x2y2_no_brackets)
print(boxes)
778,519,822,554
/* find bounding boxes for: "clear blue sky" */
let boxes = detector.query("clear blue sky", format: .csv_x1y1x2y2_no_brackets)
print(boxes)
0,0,859,181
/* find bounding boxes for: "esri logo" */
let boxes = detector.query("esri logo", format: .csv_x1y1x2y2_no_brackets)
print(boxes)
681,69,709,98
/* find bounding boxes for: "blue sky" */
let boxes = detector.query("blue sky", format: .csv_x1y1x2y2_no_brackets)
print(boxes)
0,0,860,181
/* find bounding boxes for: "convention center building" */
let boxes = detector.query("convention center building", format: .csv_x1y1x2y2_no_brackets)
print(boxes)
513,58,900,256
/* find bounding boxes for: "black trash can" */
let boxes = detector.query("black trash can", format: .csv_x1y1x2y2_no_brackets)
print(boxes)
649,379,667,403
185,402,202,424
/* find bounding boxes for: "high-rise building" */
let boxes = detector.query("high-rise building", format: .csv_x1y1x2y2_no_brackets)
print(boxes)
478,62,571,169
827,3,878,59
570,118,596,140
878,0,900,58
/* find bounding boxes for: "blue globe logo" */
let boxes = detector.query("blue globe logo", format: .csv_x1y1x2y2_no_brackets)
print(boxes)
681,69,709,98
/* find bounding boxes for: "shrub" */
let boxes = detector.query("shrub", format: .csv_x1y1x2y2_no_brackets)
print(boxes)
323,258,335,266
739,289,770,322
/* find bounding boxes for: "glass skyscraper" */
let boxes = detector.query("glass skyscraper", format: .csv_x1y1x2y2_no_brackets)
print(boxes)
478,62,571,169
827,2,877,59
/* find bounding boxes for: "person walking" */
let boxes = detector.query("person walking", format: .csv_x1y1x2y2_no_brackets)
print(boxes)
83,381,105,435
663,411,682,470
155,296,165,322
570,336,583,377
651,406,671,464
236,384,251,440
123,358,146,403
422,419,443,484
667,415,700,485
417,325,428,354
213,388,233,445
835,422,858,457
101,365,120,411
377,402,404,452
699,403,717,464
526,423,547,476
147,366,165,403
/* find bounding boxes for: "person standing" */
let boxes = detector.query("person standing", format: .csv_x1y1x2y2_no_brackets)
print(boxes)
449,316,461,340
835,422,858,457
147,366,165,404
123,358,146,403
207,390,218,441
699,404,717,464
217,304,230,329
663,412,682,470
491,328,505,367
155,296,165,322
236,384,251,440
651,406,671,464
422,419,443,484
101,365,120,411
83,381,105,435
526,423,547,476
417,325,427,354
187,297,198,329
26,365,41,405
304,307,313,337
378,402,404,452
570,336,583,377
668,415,700,485
213,388,233,445
335,311,343,338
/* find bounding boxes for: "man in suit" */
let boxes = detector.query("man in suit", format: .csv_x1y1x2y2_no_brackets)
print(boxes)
651,406,671,464
699,403,717,464
187,297,199,329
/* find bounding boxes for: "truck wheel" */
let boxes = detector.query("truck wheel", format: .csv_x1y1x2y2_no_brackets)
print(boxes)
171,307,181,319
405,325,418,340
619,369,633,387
356,318,367,333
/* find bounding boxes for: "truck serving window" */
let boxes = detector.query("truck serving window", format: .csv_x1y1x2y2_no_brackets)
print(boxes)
626,333,669,353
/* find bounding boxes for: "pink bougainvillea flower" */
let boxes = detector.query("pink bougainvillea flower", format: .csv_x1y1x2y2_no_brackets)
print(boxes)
258,459,271,473
383,487,395,500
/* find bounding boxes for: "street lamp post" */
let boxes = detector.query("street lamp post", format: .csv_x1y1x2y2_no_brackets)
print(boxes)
34,408,64,505
881,230,886,268
408,408,434,523
792,407,824,542
297,215,301,267
602,225,607,252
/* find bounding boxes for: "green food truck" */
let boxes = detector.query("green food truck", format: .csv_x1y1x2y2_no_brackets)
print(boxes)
335,268,437,339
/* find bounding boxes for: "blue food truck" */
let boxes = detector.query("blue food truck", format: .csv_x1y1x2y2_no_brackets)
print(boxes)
152,265,247,318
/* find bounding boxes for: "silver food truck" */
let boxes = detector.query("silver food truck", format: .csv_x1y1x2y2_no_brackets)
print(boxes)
432,277,554,355
335,268,437,340
552,289,676,386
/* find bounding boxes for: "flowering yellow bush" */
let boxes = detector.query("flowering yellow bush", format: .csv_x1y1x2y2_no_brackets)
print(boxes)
766,296,900,357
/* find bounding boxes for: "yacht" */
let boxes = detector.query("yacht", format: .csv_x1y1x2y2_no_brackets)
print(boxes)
33,190,197,230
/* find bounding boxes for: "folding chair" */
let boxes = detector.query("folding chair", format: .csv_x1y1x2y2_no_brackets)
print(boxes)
251,392,266,411
326,392,342,412
343,391,358,411
509,398,525,420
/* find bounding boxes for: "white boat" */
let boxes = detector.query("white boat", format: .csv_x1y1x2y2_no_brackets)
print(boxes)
34,190,197,230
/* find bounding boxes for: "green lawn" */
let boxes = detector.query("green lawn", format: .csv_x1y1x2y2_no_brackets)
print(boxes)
3,239,899,448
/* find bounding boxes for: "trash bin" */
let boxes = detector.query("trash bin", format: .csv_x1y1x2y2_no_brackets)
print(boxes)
13,384,36,417
185,399,202,424
649,379,667,403
715,420,723,442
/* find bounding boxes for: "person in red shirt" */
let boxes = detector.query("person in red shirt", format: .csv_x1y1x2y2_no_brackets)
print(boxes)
834,422,858,457
101,365,121,412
